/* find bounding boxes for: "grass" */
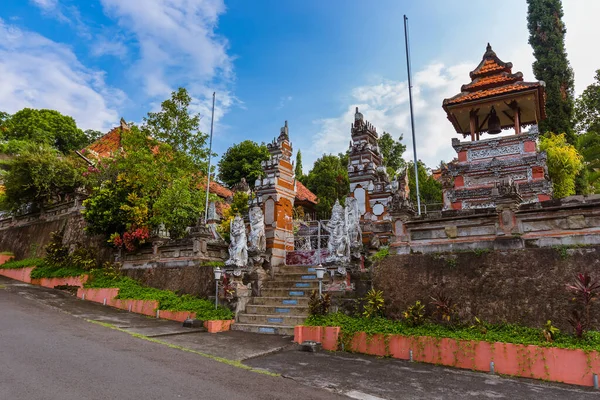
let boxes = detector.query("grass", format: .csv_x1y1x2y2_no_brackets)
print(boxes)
0,251,14,256
0,257,45,269
85,271,233,321
29,264,87,279
305,313,600,352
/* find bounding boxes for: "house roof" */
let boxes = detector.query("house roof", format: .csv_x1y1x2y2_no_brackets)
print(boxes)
295,181,318,204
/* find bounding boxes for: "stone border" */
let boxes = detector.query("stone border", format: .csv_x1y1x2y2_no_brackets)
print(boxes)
294,326,600,387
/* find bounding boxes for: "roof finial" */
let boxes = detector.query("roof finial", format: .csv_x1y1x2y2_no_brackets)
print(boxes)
486,42,492,51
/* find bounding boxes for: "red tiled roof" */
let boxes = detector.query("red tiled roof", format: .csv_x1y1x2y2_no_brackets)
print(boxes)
209,181,233,199
295,181,318,204
443,44,542,107
85,126,123,159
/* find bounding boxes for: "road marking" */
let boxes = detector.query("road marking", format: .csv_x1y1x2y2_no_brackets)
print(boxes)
345,390,387,400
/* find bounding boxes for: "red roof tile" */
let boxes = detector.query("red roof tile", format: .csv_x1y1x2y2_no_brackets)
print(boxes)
209,181,233,199
295,181,318,204
85,126,123,159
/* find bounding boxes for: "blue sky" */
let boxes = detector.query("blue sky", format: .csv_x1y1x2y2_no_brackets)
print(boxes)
1,0,598,172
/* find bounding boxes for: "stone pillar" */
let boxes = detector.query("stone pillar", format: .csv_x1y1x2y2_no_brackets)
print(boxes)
254,121,296,267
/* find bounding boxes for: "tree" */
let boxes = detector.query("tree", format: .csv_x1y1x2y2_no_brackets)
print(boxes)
1,143,85,211
305,154,349,215
407,161,443,205
218,191,249,242
575,69,600,134
217,140,270,188
527,0,575,143
295,150,304,181
378,132,406,177
84,129,104,144
142,87,209,171
539,133,583,197
5,108,87,152
0,111,11,138
576,131,600,194
152,177,203,239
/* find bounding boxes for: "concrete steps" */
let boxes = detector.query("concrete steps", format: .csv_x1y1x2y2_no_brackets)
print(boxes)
232,264,316,335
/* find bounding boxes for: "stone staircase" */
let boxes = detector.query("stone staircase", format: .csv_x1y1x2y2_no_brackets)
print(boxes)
231,265,317,335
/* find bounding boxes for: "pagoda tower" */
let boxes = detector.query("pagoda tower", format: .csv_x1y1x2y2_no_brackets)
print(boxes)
440,44,553,210
254,121,295,266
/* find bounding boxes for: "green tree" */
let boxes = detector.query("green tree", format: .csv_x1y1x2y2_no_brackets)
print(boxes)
6,108,87,152
0,111,11,138
142,87,209,171
407,161,443,205
151,177,203,239
576,131,600,194
378,132,406,177
217,140,270,188
575,70,600,133
295,150,304,181
84,129,104,144
305,154,349,215
1,143,85,211
539,133,583,197
218,191,249,242
527,0,575,143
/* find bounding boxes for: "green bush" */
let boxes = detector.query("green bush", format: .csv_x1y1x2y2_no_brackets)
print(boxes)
30,264,86,279
305,313,600,352
369,246,390,263
0,258,45,269
85,270,233,320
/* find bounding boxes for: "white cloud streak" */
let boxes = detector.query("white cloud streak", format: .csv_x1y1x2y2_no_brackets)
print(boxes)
0,19,124,131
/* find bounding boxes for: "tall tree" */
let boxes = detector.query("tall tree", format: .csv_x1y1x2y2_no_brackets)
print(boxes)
305,154,349,215
407,161,443,206
295,150,304,181
575,69,600,134
217,140,270,188
5,108,87,153
378,132,406,177
527,0,575,143
142,87,209,171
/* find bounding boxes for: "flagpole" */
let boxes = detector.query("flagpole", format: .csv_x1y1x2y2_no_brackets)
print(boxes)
204,92,216,224
404,15,421,216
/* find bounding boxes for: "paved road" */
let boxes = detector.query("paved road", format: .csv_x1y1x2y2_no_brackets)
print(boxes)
0,284,342,400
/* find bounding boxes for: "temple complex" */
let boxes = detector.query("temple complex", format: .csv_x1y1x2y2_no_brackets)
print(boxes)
440,44,553,210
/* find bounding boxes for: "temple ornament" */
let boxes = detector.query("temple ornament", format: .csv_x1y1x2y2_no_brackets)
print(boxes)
225,215,248,268
325,199,350,264
248,206,266,252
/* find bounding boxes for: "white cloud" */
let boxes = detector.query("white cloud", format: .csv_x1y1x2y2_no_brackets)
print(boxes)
277,95,293,110
0,19,124,131
309,62,472,170
29,0,58,11
99,0,235,134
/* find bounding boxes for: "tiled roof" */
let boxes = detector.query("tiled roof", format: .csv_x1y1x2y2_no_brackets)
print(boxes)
85,126,123,159
209,181,233,199
443,44,542,107
295,181,318,204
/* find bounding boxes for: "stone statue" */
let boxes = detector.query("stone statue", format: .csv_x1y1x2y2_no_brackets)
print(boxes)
345,196,362,251
248,206,266,252
206,201,218,221
226,215,248,268
325,199,350,263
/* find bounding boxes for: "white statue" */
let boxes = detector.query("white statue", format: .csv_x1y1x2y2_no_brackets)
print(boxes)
226,215,248,267
325,199,350,263
345,196,362,250
248,206,266,252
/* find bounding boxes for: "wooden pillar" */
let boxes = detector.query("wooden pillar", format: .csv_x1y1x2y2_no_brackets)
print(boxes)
514,107,521,134
469,111,476,141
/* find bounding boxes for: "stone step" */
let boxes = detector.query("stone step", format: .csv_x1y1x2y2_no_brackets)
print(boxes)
273,272,318,280
250,296,310,306
245,304,309,316
277,266,318,274
260,288,312,298
262,280,320,289
231,323,295,336
238,313,307,326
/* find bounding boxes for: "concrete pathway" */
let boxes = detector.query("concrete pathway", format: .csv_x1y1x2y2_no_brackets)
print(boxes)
2,275,599,399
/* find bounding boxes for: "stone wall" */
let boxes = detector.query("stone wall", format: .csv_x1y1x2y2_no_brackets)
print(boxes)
374,246,600,330
0,200,111,262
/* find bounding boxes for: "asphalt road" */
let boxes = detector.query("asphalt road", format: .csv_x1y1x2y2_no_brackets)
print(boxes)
0,286,342,400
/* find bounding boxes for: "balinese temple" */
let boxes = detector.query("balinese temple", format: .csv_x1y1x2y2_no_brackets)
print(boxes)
440,44,553,210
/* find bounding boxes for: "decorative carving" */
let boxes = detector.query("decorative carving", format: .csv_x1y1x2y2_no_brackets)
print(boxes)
345,196,362,255
206,201,218,221
468,143,522,161
225,216,248,268
248,206,266,252
325,199,350,263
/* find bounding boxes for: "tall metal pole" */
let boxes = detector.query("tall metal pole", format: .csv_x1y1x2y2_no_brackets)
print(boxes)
204,92,216,224
404,15,422,215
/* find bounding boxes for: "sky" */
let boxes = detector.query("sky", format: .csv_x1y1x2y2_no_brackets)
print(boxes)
1,0,599,173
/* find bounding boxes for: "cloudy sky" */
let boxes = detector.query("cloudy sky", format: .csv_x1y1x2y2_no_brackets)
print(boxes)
1,0,599,172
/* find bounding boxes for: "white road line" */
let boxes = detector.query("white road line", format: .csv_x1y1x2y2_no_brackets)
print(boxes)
345,390,387,400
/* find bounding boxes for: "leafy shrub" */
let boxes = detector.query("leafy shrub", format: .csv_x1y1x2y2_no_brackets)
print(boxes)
0,257,45,269
30,264,86,279
362,288,385,318
470,316,488,335
308,290,331,316
566,272,600,338
403,300,426,326
539,133,583,198
430,290,458,325
369,246,389,263
542,320,560,342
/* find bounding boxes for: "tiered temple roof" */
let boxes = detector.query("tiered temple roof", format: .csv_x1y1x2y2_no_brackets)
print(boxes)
443,44,546,139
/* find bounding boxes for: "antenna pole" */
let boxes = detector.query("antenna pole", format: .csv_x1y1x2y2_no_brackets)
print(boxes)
204,92,216,224
404,15,421,215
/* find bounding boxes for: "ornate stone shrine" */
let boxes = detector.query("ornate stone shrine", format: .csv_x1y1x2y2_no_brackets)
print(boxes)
440,44,552,210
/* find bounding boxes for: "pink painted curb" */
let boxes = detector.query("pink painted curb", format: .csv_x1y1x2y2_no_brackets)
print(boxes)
0,267,34,283
0,254,14,265
294,326,600,387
